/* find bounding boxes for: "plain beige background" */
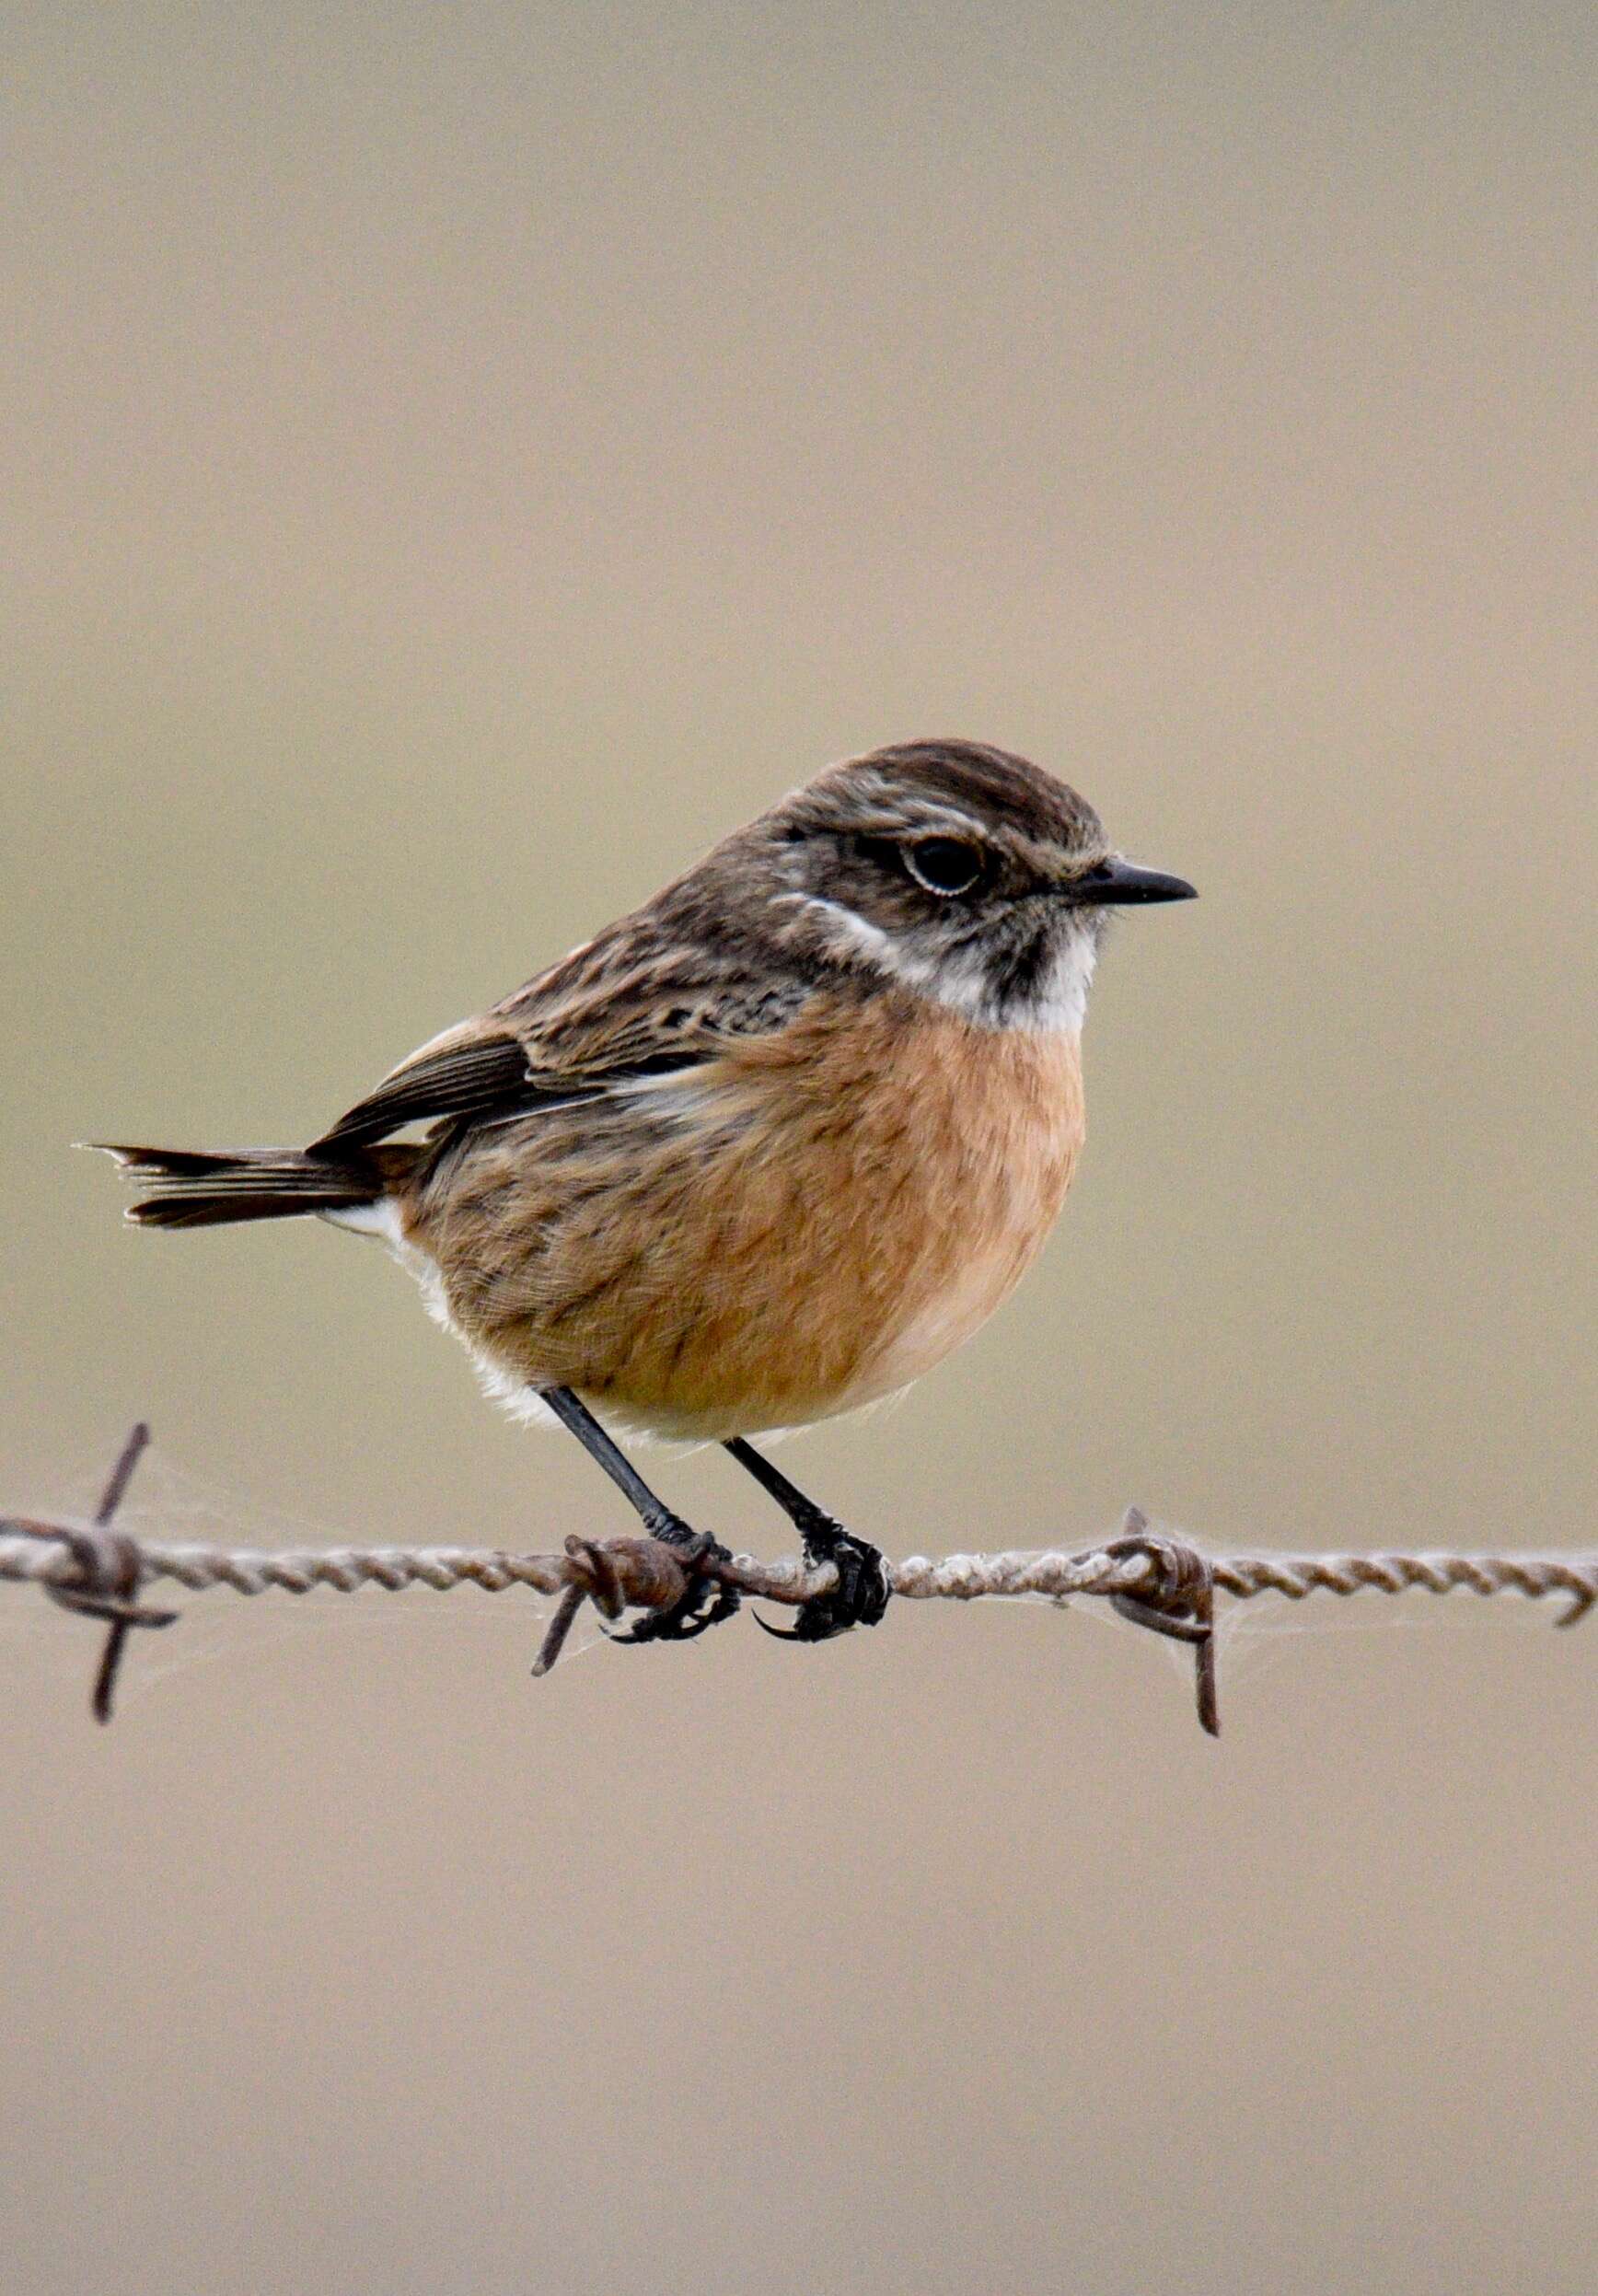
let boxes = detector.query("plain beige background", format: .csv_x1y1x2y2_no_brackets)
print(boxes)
4,6,1594,2291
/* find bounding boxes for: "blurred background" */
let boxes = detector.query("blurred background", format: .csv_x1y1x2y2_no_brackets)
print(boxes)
3,5,1594,2290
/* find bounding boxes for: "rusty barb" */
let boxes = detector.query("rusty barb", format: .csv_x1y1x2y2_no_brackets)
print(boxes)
530,1534,711,1676
5,1424,1595,1734
1103,1506,1220,1737
4,1423,179,1723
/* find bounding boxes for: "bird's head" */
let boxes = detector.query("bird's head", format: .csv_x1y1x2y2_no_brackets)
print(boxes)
724,738,1196,1033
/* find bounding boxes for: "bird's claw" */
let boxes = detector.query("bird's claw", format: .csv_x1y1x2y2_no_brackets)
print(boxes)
758,1517,892,1643
609,1584,742,1645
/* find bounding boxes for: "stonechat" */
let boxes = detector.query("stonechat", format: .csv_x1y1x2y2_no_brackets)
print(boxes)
98,740,1195,1644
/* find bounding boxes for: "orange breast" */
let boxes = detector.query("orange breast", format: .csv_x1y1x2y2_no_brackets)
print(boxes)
411,991,1086,1438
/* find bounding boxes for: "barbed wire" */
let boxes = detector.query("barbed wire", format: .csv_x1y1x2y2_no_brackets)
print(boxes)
3,1425,1593,1734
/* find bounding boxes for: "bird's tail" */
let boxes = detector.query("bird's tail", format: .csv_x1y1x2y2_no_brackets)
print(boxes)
90,1142,406,1231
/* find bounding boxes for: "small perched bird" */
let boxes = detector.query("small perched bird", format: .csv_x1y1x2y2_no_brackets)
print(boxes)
98,739,1195,1643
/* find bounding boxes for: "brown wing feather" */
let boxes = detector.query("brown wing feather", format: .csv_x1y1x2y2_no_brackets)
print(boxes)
312,1034,536,1150
314,908,816,1154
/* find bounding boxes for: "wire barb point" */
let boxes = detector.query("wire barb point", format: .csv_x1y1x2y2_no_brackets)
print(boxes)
26,1421,179,1723
1104,1506,1221,1738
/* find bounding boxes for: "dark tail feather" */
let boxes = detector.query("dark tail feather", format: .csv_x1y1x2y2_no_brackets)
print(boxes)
89,1142,389,1231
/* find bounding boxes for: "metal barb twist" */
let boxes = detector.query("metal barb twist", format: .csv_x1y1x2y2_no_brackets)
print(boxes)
1103,1506,1221,1737
533,1533,710,1675
29,1423,179,1722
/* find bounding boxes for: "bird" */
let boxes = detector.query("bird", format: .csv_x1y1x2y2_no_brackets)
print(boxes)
96,738,1196,1646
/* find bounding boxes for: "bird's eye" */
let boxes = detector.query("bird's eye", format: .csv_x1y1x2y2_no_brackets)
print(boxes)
902,838,987,897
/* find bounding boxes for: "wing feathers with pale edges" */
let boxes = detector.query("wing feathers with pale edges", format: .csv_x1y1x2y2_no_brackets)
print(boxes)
314,895,820,1154
312,1034,539,1150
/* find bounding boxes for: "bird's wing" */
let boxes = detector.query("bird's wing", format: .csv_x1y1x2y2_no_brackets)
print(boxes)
310,1028,550,1150
312,916,814,1154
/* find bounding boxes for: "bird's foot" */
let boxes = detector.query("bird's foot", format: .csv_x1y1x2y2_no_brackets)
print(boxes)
608,1518,743,1646
756,1511,892,1643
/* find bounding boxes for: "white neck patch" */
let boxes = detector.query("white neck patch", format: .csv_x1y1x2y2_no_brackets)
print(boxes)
787,895,1097,1036
1013,925,1098,1035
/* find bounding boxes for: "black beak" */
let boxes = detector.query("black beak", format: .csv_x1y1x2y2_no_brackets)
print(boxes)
1067,856,1198,907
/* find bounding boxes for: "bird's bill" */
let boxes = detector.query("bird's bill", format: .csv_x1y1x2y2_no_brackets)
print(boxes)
1069,857,1198,905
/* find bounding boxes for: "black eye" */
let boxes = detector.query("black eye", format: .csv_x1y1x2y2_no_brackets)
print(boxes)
902,838,987,897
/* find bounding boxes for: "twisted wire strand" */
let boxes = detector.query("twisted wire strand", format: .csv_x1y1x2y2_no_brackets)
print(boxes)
5,1412,1593,1741
3,1523,1594,1615
6,1423,1594,1736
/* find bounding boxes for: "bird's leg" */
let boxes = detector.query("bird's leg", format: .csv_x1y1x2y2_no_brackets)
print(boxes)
541,1385,690,1539
722,1437,891,1642
538,1386,739,1646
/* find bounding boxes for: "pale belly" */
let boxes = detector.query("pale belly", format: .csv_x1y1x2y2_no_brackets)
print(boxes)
832,1240,1041,1416
387,998,1087,1442
448,1225,1059,1444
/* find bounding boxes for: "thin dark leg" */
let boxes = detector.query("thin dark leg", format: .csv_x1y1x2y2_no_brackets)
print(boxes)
541,1385,686,1537
723,1437,843,1543
538,1386,740,1647
723,1437,891,1642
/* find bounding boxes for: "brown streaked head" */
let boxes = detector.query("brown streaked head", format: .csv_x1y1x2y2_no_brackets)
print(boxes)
664,738,1195,1034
